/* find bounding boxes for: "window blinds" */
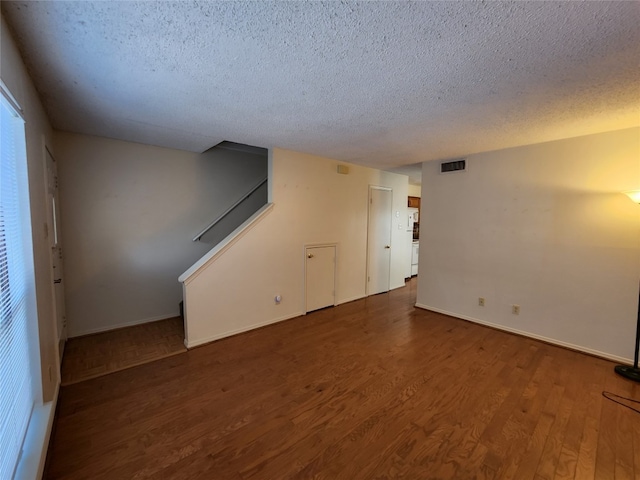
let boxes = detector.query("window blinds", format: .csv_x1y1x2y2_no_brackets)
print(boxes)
0,93,35,479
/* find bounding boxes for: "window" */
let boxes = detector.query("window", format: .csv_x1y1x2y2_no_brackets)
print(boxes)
0,88,36,479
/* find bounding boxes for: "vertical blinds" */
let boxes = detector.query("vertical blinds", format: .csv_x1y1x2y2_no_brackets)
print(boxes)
0,93,35,479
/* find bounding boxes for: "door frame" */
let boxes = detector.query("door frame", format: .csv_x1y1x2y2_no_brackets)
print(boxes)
303,243,337,314
366,185,393,296
43,140,67,362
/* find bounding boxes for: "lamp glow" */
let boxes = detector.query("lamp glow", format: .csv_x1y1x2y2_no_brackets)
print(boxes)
623,190,640,203
614,188,640,382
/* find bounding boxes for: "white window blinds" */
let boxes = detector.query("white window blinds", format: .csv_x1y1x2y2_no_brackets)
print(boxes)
0,91,35,479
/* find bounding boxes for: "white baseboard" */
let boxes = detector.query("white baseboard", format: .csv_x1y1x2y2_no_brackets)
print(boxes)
185,311,304,349
16,380,59,480
337,294,366,305
414,303,633,365
69,312,179,338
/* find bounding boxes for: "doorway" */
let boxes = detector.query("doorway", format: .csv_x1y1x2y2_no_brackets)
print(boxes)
305,244,336,313
367,186,392,295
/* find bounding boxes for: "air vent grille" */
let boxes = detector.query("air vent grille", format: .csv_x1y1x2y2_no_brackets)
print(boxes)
440,159,466,173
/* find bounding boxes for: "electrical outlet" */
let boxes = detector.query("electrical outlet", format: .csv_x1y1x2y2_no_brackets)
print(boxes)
478,297,485,307
512,304,520,315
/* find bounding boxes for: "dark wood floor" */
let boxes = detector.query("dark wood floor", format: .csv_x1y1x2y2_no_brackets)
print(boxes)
46,279,640,479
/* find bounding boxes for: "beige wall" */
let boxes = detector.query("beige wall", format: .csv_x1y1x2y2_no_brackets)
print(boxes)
183,148,410,347
408,184,422,197
1,14,58,401
417,127,640,362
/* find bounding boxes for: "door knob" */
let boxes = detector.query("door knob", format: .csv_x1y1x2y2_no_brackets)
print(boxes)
307,254,314,258
384,245,391,249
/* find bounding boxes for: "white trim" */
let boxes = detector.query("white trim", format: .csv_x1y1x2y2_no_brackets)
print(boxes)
337,294,366,305
68,313,178,338
0,79,23,115
369,185,393,192
14,381,59,480
415,303,633,364
185,312,303,349
267,150,273,203
179,203,274,284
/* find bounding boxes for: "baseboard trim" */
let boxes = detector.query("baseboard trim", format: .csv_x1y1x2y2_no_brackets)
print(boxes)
414,303,633,365
185,311,304,349
15,379,59,480
337,294,366,305
69,313,178,338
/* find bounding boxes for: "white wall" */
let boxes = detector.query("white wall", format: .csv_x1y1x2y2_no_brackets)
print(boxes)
417,127,640,362
182,148,409,347
54,132,267,336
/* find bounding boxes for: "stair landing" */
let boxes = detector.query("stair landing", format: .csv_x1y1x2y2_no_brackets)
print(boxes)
60,317,186,385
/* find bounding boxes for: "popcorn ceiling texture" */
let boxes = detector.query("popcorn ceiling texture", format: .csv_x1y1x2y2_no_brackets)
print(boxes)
2,1,639,169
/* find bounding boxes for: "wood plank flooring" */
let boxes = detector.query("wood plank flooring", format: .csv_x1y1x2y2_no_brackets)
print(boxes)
46,279,640,479
60,317,186,385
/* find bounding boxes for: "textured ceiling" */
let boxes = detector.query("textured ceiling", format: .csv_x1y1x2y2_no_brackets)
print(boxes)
2,1,639,171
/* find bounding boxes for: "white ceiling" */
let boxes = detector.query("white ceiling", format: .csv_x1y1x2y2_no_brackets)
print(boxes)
2,1,639,173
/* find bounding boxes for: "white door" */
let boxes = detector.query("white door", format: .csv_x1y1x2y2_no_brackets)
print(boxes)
367,186,392,295
45,147,67,357
305,245,336,313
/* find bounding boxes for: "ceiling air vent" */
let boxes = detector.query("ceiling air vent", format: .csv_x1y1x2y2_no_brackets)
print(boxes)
440,159,466,174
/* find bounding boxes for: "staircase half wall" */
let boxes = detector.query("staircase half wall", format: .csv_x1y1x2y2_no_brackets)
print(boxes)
179,148,409,349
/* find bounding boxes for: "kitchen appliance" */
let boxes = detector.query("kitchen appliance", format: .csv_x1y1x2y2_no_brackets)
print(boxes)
411,241,419,276
406,208,419,277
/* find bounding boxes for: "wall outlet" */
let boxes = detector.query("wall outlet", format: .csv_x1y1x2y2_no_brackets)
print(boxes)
512,304,520,315
478,297,485,307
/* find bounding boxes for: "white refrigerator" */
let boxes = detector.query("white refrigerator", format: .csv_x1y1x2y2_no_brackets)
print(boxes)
407,208,419,277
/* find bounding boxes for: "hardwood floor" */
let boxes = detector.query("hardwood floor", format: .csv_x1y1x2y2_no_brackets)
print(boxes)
46,279,640,479
60,317,186,385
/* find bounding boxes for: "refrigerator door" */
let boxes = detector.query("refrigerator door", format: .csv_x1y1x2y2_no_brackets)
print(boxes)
407,208,419,231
